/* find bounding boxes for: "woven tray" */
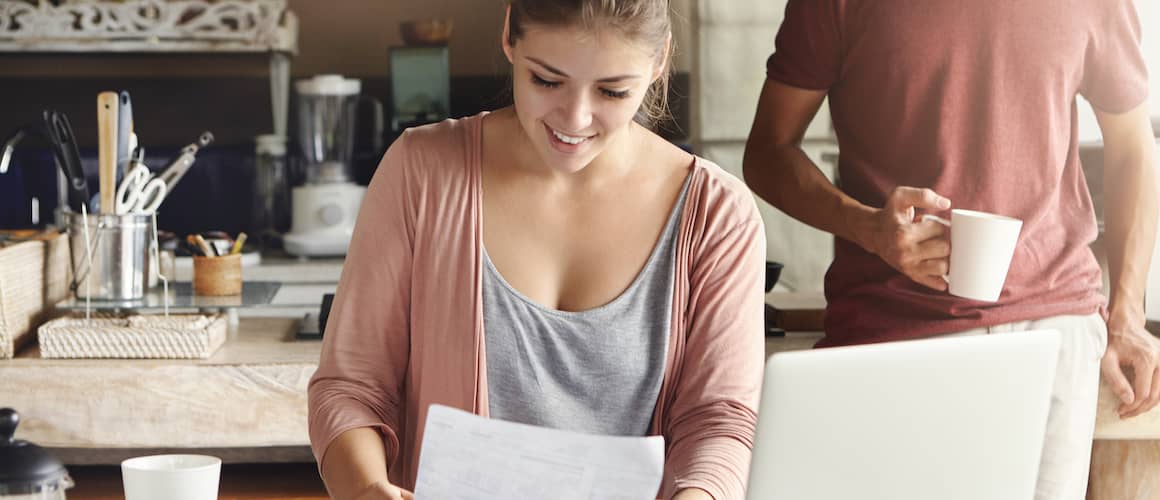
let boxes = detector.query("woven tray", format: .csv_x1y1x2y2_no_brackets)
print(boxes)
38,314,227,359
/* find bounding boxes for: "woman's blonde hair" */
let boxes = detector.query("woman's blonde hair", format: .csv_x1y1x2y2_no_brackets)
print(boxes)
507,0,674,127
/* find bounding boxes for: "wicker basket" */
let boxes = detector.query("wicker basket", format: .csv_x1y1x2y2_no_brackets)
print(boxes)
38,313,227,359
0,235,71,358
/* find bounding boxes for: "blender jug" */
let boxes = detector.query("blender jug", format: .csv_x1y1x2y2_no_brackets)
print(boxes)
295,75,383,184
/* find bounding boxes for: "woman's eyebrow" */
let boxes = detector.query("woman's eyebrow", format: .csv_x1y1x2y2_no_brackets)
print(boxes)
525,56,643,83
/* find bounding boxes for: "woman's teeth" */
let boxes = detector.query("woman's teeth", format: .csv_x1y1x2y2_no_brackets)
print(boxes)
553,129,586,145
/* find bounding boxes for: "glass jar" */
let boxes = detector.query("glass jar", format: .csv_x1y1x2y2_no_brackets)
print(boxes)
252,134,291,249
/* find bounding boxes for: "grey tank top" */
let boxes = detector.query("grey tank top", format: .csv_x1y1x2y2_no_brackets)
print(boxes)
483,176,691,436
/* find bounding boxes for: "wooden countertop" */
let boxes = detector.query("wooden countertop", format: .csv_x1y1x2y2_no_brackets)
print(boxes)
766,290,826,332
2,317,319,458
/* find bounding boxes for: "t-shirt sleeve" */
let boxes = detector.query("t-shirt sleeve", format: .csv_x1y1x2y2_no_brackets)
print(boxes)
1079,0,1148,113
766,0,842,90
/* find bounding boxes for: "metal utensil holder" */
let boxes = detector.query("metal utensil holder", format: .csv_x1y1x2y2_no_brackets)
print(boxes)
64,211,153,300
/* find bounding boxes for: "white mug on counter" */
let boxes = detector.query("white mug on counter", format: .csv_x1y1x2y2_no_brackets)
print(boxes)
121,454,221,500
922,209,1023,302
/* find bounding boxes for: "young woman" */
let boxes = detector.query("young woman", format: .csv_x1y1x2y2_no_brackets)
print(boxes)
308,2,766,499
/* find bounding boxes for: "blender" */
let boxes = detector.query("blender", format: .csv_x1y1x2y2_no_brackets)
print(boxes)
283,75,382,257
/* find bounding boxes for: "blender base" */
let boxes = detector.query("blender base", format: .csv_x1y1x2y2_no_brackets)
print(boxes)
284,229,354,257
284,182,365,257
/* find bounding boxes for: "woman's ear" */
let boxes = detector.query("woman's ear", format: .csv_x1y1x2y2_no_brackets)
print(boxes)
501,5,515,64
652,31,672,83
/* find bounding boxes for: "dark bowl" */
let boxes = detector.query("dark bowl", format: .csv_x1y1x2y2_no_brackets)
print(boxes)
765,261,783,293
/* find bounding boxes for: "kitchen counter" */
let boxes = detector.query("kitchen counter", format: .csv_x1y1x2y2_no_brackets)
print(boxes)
3,287,1158,499
1,317,317,464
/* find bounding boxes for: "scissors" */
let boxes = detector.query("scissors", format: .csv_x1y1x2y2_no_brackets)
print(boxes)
42,110,90,212
114,156,167,215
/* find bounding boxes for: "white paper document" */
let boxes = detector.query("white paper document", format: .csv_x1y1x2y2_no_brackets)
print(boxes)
414,404,665,500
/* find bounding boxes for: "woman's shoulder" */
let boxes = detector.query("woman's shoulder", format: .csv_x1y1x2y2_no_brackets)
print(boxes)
373,113,486,187
686,155,763,230
389,113,484,161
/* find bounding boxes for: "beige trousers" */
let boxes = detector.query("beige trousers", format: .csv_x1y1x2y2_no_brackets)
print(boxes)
942,313,1107,500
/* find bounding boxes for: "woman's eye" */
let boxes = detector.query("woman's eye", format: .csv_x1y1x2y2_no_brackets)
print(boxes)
601,88,631,99
532,74,561,88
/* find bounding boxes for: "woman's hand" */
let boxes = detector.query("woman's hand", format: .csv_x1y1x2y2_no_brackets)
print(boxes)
672,487,714,500
351,480,414,500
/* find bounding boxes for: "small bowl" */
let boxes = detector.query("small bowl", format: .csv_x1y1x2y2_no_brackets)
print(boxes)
765,261,784,293
400,19,454,46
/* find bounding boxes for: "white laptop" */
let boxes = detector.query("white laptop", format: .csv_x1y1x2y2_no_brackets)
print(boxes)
746,329,1061,500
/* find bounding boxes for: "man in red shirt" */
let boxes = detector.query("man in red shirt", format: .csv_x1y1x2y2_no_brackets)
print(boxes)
744,1,1159,498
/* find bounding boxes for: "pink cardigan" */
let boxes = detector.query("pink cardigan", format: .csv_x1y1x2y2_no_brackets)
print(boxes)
308,114,766,499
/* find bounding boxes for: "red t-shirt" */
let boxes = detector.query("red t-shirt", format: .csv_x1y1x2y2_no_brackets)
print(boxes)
767,0,1149,346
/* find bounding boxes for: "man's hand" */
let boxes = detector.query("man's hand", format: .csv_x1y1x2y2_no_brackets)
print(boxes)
1102,317,1160,419
351,481,414,500
860,187,952,291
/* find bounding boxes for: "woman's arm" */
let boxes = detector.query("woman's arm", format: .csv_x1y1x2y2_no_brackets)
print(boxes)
320,428,411,499
308,132,419,494
664,210,767,499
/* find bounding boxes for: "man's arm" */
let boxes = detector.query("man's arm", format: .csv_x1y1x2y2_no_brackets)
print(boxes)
742,79,867,243
1095,100,1160,419
742,79,952,290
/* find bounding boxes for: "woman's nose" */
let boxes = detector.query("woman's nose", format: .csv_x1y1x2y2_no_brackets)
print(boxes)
557,90,594,132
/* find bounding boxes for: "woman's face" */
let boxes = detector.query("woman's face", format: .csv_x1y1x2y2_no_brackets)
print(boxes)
503,21,664,175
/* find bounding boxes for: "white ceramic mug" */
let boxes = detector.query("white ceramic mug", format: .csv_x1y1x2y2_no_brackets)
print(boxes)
122,454,221,500
922,209,1023,302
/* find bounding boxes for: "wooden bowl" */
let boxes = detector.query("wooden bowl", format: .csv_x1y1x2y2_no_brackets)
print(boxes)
400,19,453,46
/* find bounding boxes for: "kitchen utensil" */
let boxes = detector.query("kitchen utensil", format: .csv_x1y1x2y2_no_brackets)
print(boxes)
96,92,119,214
0,408,74,499
0,125,47,226
0,128,23,175
41,111,89,213
66,211,153,300
116,91,133,186
114,162,167,215
156,131,214,191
